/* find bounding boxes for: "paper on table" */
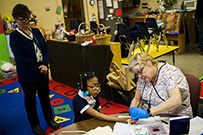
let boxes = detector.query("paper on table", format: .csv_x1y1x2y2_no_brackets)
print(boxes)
87,126,113,135
113,116,169,135
189,116,203,135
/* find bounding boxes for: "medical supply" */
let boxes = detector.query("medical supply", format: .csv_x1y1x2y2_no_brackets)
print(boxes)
134,125,148,135
148,124,167,135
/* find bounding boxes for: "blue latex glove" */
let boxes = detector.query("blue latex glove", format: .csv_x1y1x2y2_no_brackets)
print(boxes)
129,107,149,121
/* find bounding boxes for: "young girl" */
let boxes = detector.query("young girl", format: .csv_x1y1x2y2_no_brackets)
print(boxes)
73,72,137,123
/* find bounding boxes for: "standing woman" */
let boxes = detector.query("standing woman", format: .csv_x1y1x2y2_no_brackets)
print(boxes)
10,4,59,135
128,52,192,121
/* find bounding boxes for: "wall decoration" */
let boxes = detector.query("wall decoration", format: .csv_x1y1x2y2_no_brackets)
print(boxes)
142,3,148,9
107,14,113,18
89,0,95,6
116,9,122,16
113,0,118,9
92,13,97,22
157,0,177,10
109,8,114,14
98,0,104,19
56,6,62,14
106,0,112,7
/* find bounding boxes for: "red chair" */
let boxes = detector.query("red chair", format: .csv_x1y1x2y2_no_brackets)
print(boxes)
184,73,201,117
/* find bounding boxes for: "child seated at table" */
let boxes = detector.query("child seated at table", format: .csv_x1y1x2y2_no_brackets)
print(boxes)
73,72,137,123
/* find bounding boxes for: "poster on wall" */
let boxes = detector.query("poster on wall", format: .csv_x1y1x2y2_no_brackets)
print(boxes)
89,0,96,6
116,9,122,16
98,0,104,19
109,8,114,13
113,0,118,9
106,0,112,7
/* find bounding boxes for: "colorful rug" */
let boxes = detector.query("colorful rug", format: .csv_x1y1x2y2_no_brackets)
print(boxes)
200,76,203,98
0,78,129,135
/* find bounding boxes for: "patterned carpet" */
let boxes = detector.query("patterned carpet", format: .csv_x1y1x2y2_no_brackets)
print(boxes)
0,77,129,135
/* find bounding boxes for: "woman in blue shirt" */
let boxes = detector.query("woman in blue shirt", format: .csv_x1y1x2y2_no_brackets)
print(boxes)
10,4,58,135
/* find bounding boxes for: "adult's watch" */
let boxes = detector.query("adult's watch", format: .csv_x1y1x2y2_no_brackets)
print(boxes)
147,108,152,117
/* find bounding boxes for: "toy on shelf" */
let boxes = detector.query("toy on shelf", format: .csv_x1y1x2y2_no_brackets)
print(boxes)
54,23,69,40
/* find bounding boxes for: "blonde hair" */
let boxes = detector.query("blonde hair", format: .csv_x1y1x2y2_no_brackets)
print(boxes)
128,52,158,72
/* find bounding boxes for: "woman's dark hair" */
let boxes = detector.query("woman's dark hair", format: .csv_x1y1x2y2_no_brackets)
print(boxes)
12,4,31,19
78,72,96,92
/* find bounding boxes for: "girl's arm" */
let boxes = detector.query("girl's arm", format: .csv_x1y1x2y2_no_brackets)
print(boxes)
86,107,137,123
150,87,182,116
98,108,103,113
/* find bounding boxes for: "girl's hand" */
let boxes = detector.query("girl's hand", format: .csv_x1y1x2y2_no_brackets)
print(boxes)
129,119,139,124
119,116,139,124
38,65,48,75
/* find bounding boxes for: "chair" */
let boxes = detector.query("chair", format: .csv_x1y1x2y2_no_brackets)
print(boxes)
146,17,162,36
70,19,82,32
90,21,111,34
146,17,169,48
135,22,150,40
90,21,98,34
135,21,155,52
128,24,143,40
183,73,201,117
117,23,136,44
116,23,140,58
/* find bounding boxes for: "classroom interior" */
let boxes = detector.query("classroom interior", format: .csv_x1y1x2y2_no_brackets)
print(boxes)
0,0,203,134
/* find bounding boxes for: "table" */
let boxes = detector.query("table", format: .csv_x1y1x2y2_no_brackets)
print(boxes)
50,113,178,135
50,113,129,134
122,45,179,65
50,118,116,134
47,40,113,99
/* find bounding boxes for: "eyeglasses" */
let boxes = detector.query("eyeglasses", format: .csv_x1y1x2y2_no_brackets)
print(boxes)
18,17,30,23
136,64,145,75
87,84,101,91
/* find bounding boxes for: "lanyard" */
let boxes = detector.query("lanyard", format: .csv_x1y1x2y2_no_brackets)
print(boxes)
18,27,41,49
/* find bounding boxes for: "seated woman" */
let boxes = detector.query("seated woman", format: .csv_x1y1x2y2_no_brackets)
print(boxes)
73,72,137,123
128,52,192,121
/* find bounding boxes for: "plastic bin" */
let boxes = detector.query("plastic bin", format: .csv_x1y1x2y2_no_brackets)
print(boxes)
1,71,17,80
67,35,76,41
111,87,135,106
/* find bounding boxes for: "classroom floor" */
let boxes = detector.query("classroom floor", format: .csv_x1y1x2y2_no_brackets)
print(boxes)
156,44,203,79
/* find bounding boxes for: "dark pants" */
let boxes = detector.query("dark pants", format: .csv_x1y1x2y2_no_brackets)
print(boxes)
20,73,53,129
195,18,203,51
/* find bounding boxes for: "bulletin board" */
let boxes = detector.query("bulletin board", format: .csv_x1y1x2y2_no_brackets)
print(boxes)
98,0,123,41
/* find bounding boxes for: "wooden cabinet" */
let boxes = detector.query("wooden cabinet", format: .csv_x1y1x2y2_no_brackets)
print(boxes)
128,16,145,27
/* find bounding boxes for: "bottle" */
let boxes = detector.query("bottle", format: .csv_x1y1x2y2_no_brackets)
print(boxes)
6,18,12,30
181,1,184,10
5,18,12,31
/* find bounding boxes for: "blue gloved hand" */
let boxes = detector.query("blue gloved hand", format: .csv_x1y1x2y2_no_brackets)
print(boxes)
129,107,149,121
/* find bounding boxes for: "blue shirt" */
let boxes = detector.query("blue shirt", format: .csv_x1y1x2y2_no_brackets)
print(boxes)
10,27,49,82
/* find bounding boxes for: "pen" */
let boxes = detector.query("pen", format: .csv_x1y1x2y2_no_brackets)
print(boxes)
128,119,132,125
161,120,168,124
